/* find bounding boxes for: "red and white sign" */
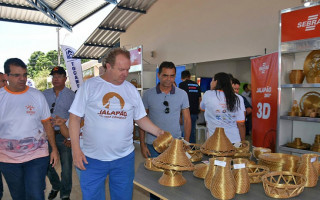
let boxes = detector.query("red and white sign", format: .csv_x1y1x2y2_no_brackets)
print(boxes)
282,5,320,42
251,52,278,152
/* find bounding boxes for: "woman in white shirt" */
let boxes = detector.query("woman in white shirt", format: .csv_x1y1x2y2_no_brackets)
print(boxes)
200,72,245,143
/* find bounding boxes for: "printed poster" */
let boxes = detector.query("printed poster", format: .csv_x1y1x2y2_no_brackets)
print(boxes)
251,52,278,152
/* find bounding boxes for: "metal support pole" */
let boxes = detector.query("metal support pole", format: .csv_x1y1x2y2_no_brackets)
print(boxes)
57,27,61,66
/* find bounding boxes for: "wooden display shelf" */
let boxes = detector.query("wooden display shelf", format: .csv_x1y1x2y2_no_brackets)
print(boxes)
281,83,320,88
280,115,320,122
279,145,320,155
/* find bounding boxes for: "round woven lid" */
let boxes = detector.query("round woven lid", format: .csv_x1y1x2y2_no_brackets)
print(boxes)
153,131,173,153
152,139,195,171
200,127,236,156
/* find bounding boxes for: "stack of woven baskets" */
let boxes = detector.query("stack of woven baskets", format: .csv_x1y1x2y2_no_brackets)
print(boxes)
258,153,300,172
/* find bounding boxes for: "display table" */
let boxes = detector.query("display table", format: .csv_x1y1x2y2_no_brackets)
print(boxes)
134,162,320,200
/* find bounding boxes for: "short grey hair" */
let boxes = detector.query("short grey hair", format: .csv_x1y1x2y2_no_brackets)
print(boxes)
102,48,130,69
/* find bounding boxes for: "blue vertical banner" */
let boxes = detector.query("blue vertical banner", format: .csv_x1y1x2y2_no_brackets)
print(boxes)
156,65,186,86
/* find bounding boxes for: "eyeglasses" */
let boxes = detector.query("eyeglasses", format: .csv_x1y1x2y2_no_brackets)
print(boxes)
50,102,55,114
163,101,169,114
8,73,28,78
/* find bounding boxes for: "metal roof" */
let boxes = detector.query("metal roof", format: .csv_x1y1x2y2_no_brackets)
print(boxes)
73,0,157,60
0,0,111,31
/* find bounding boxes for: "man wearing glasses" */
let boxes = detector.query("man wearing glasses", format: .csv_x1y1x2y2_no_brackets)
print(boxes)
0,58,59,200
43,66,75,200
140,61,191,159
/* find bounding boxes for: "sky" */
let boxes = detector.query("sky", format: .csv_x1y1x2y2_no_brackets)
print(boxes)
0,4,115,73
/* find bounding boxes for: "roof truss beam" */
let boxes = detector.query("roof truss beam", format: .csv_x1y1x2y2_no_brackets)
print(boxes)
117,5,146,14
105,0,118,4
84,43,114,48
25,0,72,31
98,27,125,32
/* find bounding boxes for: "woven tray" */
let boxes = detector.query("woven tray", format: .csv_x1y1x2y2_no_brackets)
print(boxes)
262,171,307,199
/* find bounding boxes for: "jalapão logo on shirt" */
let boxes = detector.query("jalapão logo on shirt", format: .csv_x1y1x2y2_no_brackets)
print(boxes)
98,92,127,119
25,105,35,115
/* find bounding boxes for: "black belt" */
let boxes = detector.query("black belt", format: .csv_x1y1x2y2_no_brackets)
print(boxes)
54,130,61,134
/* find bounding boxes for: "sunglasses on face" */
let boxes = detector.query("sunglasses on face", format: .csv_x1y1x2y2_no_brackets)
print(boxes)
163,101,169,114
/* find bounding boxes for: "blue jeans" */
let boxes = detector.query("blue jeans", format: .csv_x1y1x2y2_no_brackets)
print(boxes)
80,151,135,200
47,134,73,198
0,156,49,200
147,144,160,158
190,114,198,144
0,171,3,199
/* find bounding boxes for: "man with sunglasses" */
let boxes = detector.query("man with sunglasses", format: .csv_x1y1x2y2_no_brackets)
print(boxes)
43,66,75,200
0,58,59,200
140,61,191,158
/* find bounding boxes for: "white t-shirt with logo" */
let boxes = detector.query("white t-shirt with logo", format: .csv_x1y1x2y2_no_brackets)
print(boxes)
69,76,146,161
0,86,50,163
200,90,245,143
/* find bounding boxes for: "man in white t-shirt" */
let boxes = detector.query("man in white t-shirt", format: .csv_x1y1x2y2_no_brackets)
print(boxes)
69,48,163,200
0,58,59,200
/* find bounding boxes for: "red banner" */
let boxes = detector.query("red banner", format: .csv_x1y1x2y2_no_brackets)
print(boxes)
251,52,278,152
282,5,320,42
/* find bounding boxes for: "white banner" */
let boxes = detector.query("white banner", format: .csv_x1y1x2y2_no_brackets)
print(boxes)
26,78,35,88
60,45,83,91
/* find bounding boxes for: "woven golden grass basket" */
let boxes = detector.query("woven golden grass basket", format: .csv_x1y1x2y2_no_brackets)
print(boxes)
233,152,252,159
193,163,209,179
184,143,203,162
144,158,163,172
200,127,236,156
247,164,270,183
262,171,307,199
253,147,271,160
233,158,250,194
235,140,250,153
153,131,173,153
158,170,186,187
152,139,195,171
258,153,300,172
297,153,319,187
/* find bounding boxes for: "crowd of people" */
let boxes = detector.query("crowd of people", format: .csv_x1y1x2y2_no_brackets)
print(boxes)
0,47,252,200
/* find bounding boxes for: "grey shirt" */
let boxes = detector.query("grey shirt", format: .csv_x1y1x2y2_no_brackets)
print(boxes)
143,84,189,144
43,87,75,130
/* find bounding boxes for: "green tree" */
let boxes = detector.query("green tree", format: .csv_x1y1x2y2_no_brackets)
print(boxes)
27,50,91,90
28,51,45,67
33,68,52,91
